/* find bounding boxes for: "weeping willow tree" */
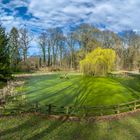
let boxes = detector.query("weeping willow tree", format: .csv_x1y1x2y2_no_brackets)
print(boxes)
80,47,116,76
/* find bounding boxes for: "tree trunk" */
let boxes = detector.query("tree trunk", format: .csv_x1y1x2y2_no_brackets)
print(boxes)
43,51,46,65
48,47,51,66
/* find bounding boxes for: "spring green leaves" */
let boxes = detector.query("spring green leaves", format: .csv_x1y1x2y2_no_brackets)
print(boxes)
80,47,116,76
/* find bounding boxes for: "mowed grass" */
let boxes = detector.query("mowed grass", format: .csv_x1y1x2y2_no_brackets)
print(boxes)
18,73,140,107
1,74,140,140
1,113,140,140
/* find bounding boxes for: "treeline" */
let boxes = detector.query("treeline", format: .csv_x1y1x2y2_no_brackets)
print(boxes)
0,23,140,78
38,24,140,71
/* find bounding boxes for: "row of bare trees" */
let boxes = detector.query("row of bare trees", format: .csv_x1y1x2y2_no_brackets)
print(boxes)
38,28,78,69
38,24,140,71
2,23,140,73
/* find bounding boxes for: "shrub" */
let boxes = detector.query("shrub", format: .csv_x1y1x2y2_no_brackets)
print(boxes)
80,47,116,76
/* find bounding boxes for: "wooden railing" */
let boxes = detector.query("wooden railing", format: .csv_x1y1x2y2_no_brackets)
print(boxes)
1,99,140,117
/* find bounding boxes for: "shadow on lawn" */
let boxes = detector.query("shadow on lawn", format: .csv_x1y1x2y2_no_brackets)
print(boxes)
1,115,140,140
26,77,82,105
114,118,140,139
24,78,78,101
0,117,41,137
26,76,121,107
0,115,69,140
19,75,140,111
112,76,140,98
27,116,69,140
24,80,71,95
74,77,94,106
22,76,79,95
39,76,95,106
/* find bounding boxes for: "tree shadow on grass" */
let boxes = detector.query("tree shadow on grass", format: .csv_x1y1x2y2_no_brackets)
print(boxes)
112,77,140,98
115,118,140,139
0,115,68,140
24,76,80,101
51,77,94,107
27,116,69,140
27,79,81,104
74,77,95,106
57,85,85,106
22,78,74,95
0,117,41,137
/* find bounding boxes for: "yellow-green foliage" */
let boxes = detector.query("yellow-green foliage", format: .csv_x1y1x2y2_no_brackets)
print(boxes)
80,47,116,75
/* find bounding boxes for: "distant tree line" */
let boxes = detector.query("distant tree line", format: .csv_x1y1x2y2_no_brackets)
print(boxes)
37,24,140,71
0,23,140,80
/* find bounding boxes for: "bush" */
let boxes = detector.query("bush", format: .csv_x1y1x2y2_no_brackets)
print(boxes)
80,47,116,76
49,67,62,72
17,61,39,72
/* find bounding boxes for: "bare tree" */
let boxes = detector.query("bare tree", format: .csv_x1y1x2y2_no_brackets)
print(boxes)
122,31,140,70
66,32,77,69
38,32,47,66
19,28,33,63
47,28,64,67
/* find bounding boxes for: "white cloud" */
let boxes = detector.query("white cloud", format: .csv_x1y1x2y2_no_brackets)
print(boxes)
1,0,140,32
1,0,140,54
27,0,140,32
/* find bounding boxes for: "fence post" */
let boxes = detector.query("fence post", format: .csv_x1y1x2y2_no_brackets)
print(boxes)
134,101,136,110
117,105,120,114
33,102,38,112
66,106,69,115
35,102,39,112
100,108,103,116
82,107,87,117
48,104,52,115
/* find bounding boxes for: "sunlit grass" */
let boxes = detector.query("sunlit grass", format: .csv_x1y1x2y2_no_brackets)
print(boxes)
17,73,140,107
1,73,140,140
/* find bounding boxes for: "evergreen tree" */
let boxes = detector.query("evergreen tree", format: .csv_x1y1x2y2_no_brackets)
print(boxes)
0,25,10,80
9,27,21,71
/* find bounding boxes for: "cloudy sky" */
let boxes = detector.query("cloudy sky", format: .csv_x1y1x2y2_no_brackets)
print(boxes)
0,0,140,54
1,0,140,32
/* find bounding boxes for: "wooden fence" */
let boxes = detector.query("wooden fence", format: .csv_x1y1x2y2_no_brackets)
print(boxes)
1,99,140,117
43,99,140,116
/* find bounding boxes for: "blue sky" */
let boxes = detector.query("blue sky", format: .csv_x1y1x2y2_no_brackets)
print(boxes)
0,0,140,55
1,0,140,32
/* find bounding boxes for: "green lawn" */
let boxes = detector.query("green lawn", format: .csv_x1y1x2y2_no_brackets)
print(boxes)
17,73,140,107
0,113,140,140
1,73,140,140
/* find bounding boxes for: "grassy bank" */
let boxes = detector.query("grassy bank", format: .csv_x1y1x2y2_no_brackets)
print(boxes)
0,113,140,140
